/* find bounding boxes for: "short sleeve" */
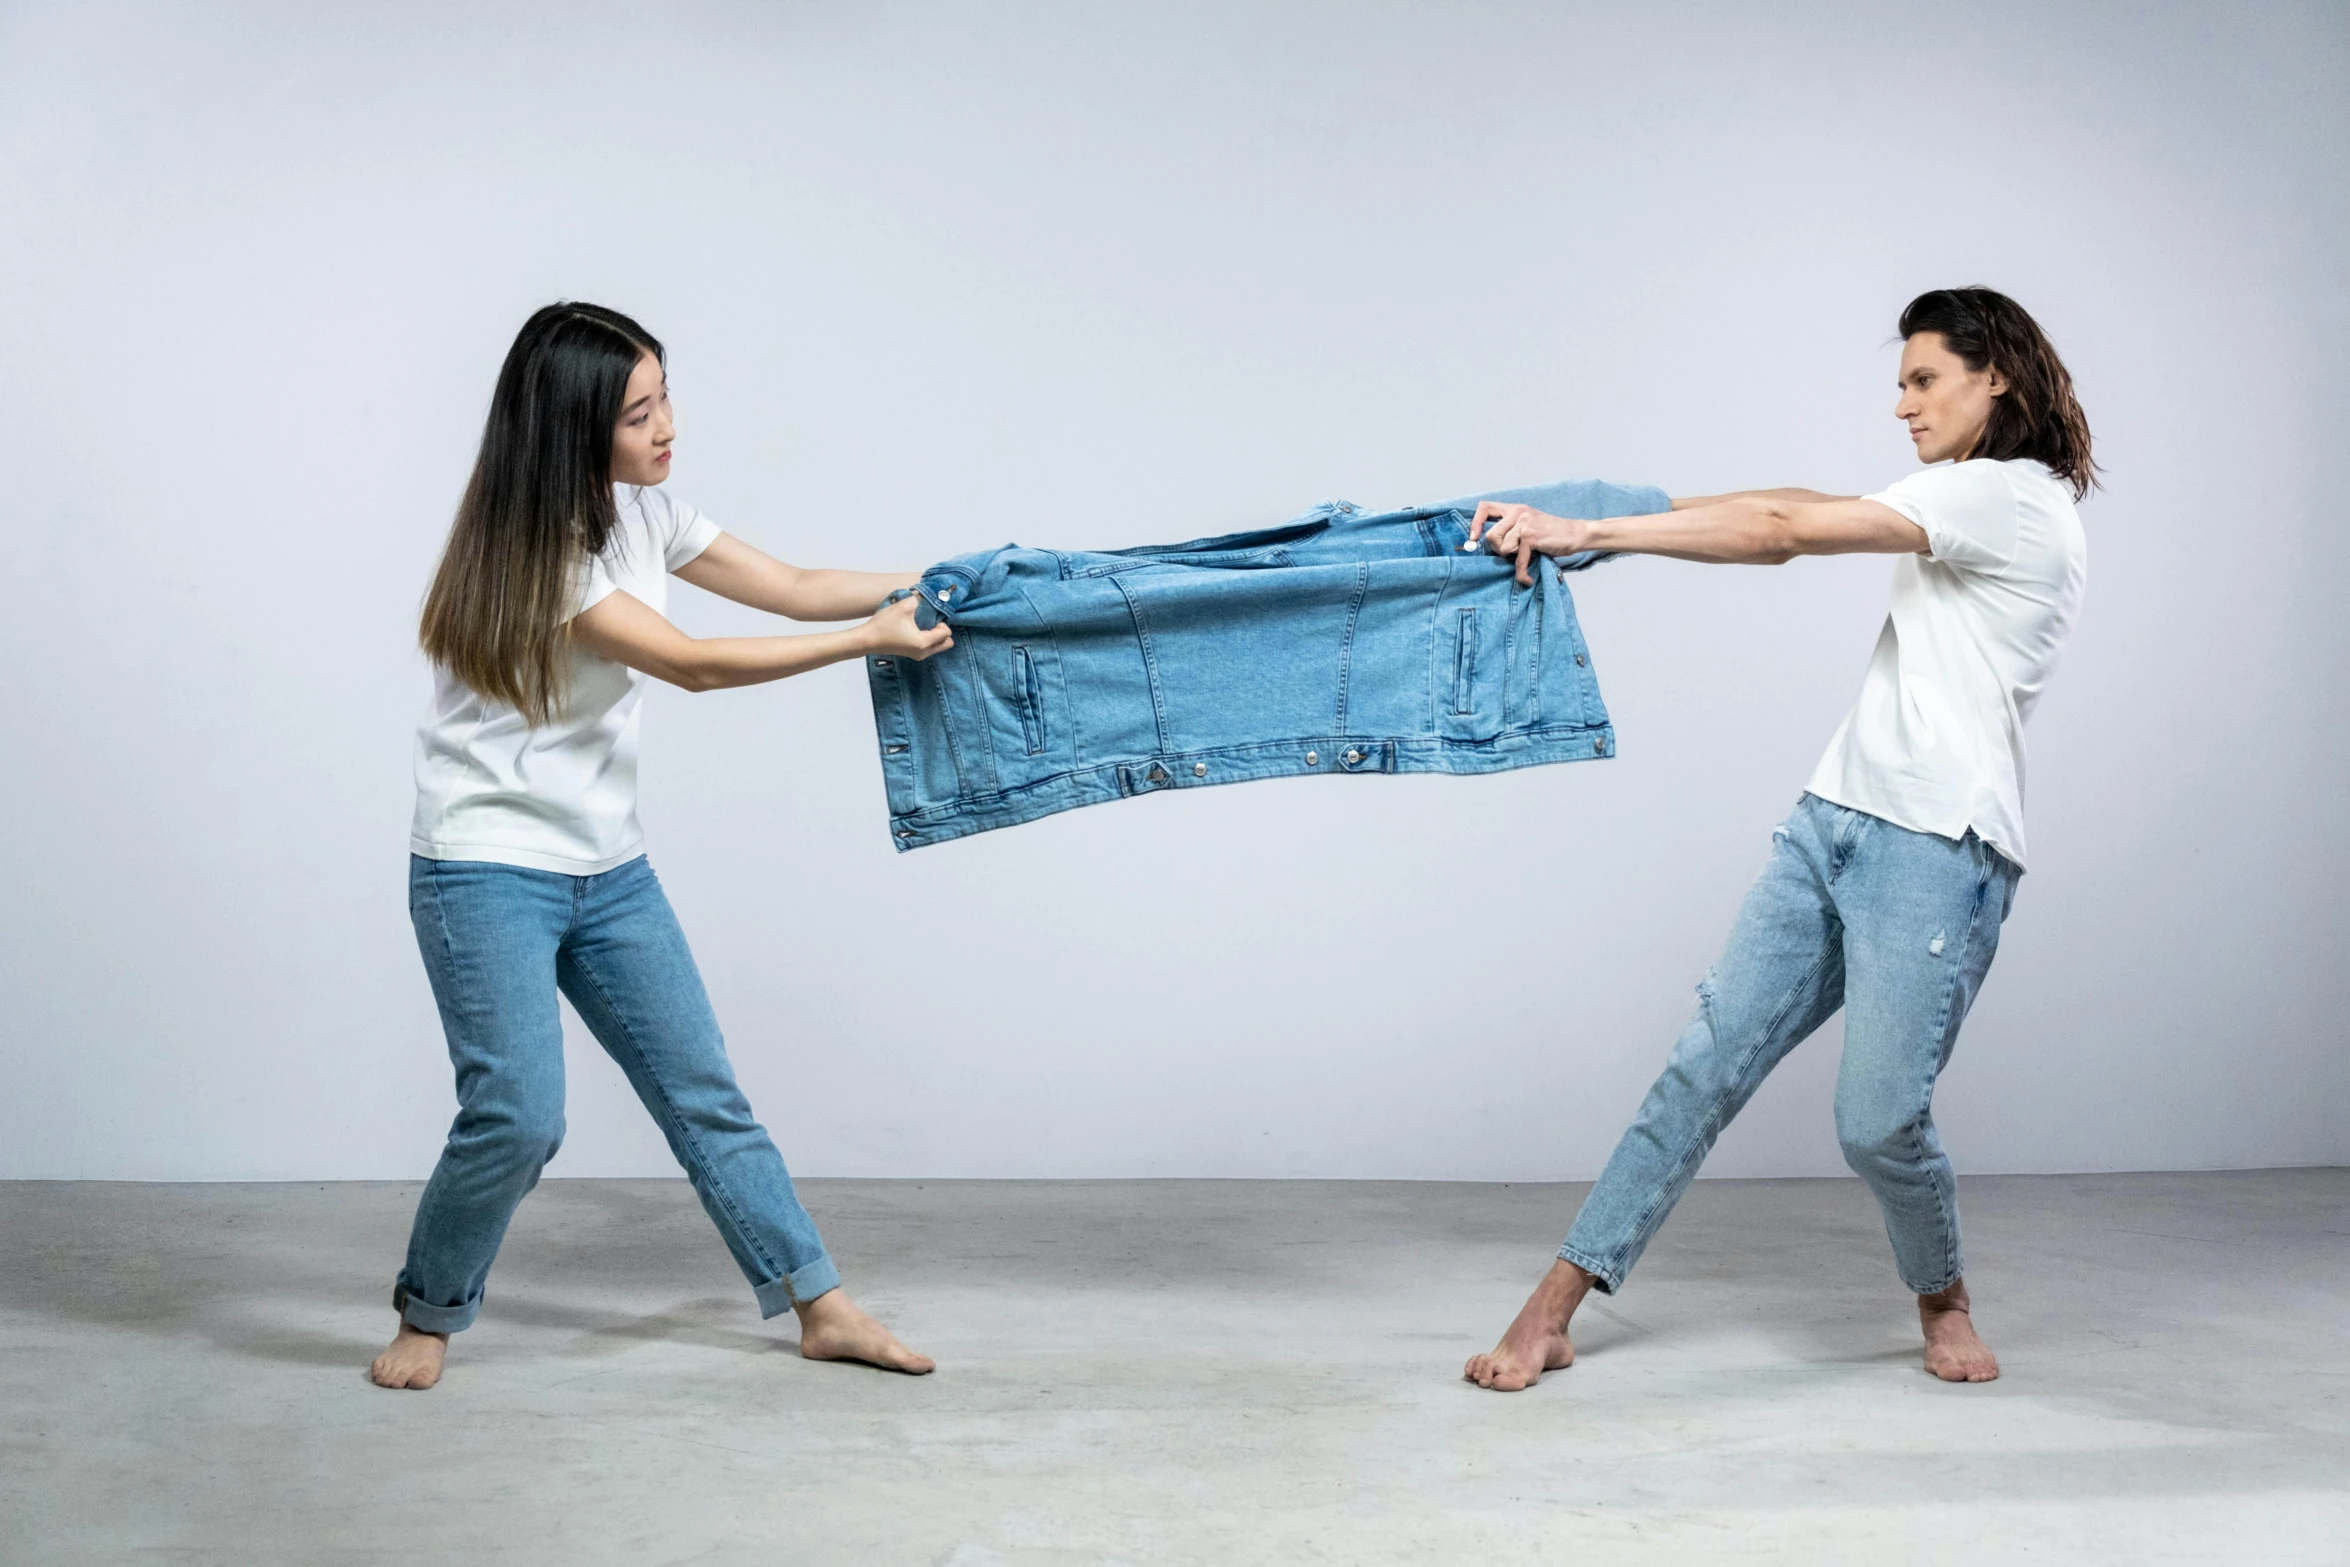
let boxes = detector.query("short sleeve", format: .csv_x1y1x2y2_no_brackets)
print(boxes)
1867,461,2019,573
659,494,722,571
573,555,619,622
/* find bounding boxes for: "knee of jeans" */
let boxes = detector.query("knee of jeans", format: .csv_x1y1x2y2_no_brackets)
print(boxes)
1834,1098,1911,1172
467,1101,565,1167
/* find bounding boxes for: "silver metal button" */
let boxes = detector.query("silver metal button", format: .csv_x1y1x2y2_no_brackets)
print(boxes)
1148,765,1167,783
885,744,908,754
897,829,916,838
1593,738,1606,755
1193,762,1206,776
1305,751,1318,766
875,659,893,668
939,585,953,598
1343,748,1362,765
1575,653,1586,667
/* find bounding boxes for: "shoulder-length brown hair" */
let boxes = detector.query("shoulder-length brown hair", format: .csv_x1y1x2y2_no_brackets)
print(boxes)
419,302,662,725
1899,287,2099,501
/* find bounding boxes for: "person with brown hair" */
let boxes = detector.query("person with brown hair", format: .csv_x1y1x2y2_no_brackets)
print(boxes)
373,302,952,1390
1463,287,2095,1391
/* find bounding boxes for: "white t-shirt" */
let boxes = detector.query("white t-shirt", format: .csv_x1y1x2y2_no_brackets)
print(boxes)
1805,458,2087,870
410,485,721,875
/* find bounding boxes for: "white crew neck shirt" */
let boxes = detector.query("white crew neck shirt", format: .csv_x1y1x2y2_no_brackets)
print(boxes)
1805,458,2086,870
410,485,721,875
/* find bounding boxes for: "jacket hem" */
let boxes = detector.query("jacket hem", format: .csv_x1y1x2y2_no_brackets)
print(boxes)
885,725,1616,850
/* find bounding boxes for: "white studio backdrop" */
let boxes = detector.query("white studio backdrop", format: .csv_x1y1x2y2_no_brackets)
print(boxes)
1,1,2343,1182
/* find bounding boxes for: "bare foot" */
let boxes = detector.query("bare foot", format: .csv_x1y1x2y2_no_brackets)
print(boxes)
1919,1278,1999,1383
1464,1258,1592,1391
793,1289,934,1375
369,1321,448,1389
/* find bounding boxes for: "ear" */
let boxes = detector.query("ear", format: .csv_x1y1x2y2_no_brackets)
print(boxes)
1984,365,2010,397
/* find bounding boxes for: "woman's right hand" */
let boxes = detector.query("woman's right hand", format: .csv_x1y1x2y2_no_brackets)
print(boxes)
861,595,956,661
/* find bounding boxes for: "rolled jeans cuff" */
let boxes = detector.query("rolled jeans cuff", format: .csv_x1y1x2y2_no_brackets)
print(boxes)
392,1281,477,1335
752,1254,841,1319
1556,1243,1624,1296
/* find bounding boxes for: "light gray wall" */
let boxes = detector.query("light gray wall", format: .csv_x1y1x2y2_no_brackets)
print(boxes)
3,2,2343,1181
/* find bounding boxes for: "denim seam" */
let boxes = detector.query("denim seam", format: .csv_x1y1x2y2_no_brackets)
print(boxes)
1525,571,1545,728
1111,577,1172,755
1502,579,1526,730
926,660,974,800
563,953,785,1285
1334,562,1369,734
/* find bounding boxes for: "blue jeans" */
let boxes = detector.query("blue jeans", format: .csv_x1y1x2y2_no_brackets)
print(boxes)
1560,795,2020,1296
393,855,838,1333
870,478,1668,849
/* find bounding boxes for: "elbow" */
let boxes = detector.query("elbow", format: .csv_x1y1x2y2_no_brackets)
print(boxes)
1746,500,1801,565
666,658,725,694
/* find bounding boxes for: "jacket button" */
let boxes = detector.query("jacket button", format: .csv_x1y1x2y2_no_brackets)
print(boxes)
1593,738,1606,755
875,659,893,669
1193,762,1206,776
1148,765,1167,783
897,828,917,838
885,744,908,754
1575,653,1586,667
1305,751,1318,766
1343,748,1362,765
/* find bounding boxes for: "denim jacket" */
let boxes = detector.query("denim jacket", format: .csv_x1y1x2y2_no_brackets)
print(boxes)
866,479,1667,849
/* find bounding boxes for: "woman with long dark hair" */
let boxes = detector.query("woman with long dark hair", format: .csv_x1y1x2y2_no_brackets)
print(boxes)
1462,286,2095,1391
373,302,950,1389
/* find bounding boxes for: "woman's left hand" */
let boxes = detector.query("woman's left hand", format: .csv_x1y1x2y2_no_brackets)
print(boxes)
1470,502,1593,586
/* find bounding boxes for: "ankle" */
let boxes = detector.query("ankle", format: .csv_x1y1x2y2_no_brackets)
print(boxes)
793,1288,847,1328
1532,1259,1594,1332
1918,1278,1972,1314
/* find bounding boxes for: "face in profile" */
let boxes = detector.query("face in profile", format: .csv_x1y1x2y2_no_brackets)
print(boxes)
610,352,674,485
1895,332,2006,464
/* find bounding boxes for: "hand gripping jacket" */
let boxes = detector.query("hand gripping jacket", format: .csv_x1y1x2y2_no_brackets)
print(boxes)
865,479,1667,850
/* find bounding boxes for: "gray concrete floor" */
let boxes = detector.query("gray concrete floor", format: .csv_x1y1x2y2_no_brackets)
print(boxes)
2,1173,2345,1565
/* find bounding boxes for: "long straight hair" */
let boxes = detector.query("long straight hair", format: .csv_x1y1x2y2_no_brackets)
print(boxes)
1898,287,2098,500
419,302,663,724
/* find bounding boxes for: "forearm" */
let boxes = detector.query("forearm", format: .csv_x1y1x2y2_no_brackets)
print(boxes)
1670,488,1850,509
1580,497,1801,564
655,626,877,691
673,537,918,622
771,568,919,622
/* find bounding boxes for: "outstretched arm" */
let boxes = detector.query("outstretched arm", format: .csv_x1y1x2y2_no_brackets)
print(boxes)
673,531,921,622
572,588,951,693
1667,488,1854,509
1470,493,1925,583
